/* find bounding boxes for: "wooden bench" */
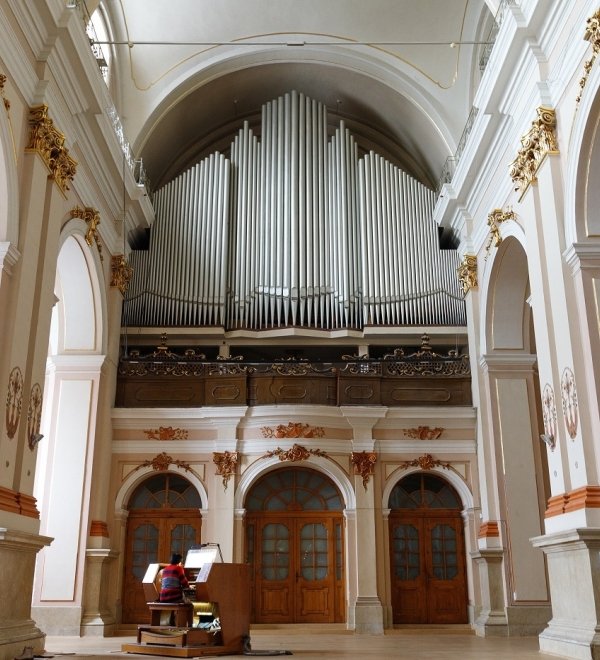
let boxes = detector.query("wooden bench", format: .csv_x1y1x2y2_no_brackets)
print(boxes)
147,601,193,627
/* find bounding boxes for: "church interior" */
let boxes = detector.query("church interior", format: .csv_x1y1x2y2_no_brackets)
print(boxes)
2,0,600,658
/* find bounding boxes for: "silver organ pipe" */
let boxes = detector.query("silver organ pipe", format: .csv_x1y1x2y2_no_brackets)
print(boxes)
124,91,466,330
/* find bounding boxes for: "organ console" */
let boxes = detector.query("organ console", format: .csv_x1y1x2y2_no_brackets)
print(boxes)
124,90,465,332
122,546,251,657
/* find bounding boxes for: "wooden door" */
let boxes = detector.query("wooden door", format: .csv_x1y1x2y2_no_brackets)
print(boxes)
250,514,340,623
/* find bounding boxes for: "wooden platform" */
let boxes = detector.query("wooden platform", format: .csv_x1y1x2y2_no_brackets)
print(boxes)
121,626,237,657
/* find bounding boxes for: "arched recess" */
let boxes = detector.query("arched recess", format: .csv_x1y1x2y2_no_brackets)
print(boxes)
386,472,468,625
243,465,346,624
31,230,107,635
480,235,551,618
0,87,19,245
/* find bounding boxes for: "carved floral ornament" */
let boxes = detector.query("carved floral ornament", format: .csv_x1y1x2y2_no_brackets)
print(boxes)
541,383,558,450
143,426,189,441
404,426,444,440
509,106,559,200
26,105,77,194
26,383,43,450
485,208,516,258
133,452,192,473
5,366,24,439
263,443,328,462
261,422,325,439
0,73,9,110
457,254,478,295
351,451,377,489
111,254,134,295
70,206,103,261
213,451,239,490
577,9,600,103
399,453,451,471
561,367,579,440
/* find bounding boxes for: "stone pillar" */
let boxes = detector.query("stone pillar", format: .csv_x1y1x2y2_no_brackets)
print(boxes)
341,406,386,634
80,549,118,636
472,549,507,636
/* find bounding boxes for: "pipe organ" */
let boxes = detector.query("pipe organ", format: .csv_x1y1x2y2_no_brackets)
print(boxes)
125,91,465,330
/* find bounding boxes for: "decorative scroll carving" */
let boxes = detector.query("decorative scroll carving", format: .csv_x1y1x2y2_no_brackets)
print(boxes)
509,107,559,199
133,452,192,472
404,426,444,440
261,423,325,439
143,426,189,441
485,208,515,257
0,73,9,110
111,254,134,295
577,10,600,103
71,206,103,261
213,451,239,490
26,105,77,193
399,453,451,471
263,443,328,462
457,254,477,294
561,367,578,439
351,451,377,489
541,384,558,450
5,366,24,439
26,383,43,450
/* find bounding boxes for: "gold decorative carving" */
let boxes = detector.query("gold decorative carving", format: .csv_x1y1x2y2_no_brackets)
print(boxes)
457,254,477,294
110,254,134,295
404,426,444,440
263,443,328,462
485,208,515,257
134,452,192,472
71,206,103,261
0,73,9,111
561,367,579,439
26,383,43,450
143,426,189,441
5,366,24,439
26,105,77,193
213,451,239,490
261,422,325,439
399,453,451,471
509,107,559,199
351,451,377,489
577,10,600,103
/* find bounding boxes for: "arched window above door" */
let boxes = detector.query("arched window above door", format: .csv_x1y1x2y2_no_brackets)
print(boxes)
389,473,461,510
128,473,202,509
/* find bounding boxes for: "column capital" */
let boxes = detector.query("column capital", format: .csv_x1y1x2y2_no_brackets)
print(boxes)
0,242,20,276
479,352,537,373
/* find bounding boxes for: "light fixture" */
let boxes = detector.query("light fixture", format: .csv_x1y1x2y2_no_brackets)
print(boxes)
66,0,78,8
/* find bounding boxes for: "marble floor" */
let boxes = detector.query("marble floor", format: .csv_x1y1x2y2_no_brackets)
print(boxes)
43,626,569,659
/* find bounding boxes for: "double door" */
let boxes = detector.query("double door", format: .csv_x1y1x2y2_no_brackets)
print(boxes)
389,512,467,624
122,510,201,623
248,514,344,623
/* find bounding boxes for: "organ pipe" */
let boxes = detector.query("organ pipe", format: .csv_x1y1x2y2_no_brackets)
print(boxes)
124,91,466,330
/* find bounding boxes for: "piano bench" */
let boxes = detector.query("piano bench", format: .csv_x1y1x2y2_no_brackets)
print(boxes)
147,602,194,627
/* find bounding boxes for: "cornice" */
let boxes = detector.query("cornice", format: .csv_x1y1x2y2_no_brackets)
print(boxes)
479,352,537,372
563,242,600,273
0,242,21,274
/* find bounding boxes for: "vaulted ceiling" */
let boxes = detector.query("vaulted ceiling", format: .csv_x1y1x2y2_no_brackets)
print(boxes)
100,0,494,191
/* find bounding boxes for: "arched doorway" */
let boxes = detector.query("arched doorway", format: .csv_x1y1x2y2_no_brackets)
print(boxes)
121,473,203,624
245,467,345,624
388,473,468,624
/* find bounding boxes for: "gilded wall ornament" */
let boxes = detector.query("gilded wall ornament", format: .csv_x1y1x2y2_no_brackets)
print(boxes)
404,426,444,440
541,384,558,450
0,73,9,110
561,367,579,439
577,10,600,103
143,426,189,441
110,254,134,295
5,366,24,439
351,451,377,489
485,208,515,257
263,443,328,462
134,452,192,472
457,254,478,294
26,383,43,450
71,206,103,261
261,422,325,439
509,106,559,199
213,451,239,490
399,453,451,471
26,105,77,193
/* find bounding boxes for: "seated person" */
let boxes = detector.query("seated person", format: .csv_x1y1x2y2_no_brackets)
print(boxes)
159,553,189,602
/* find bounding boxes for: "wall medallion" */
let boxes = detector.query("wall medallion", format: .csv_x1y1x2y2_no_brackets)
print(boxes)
5,366,24,439
541,383,557,450
561,367,578,439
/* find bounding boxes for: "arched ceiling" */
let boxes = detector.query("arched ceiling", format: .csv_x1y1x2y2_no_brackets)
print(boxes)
103,0,493,191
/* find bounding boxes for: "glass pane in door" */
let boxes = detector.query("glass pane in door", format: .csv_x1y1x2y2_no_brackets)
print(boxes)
300,522,328,580
431,524,458,579
132,523,159,580
262,523,289,580
392,524,420,580
170,523,198,558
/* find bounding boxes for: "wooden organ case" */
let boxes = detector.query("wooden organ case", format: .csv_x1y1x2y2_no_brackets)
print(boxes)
122,546,250,657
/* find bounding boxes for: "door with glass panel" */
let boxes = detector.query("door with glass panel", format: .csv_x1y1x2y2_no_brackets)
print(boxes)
245,467,345,623
122,474,202,623
389,473,467,624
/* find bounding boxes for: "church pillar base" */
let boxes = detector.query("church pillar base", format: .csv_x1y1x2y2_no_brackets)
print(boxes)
471,549,508,637
353,596,384,634
80,549,117,637
532,528,600,660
